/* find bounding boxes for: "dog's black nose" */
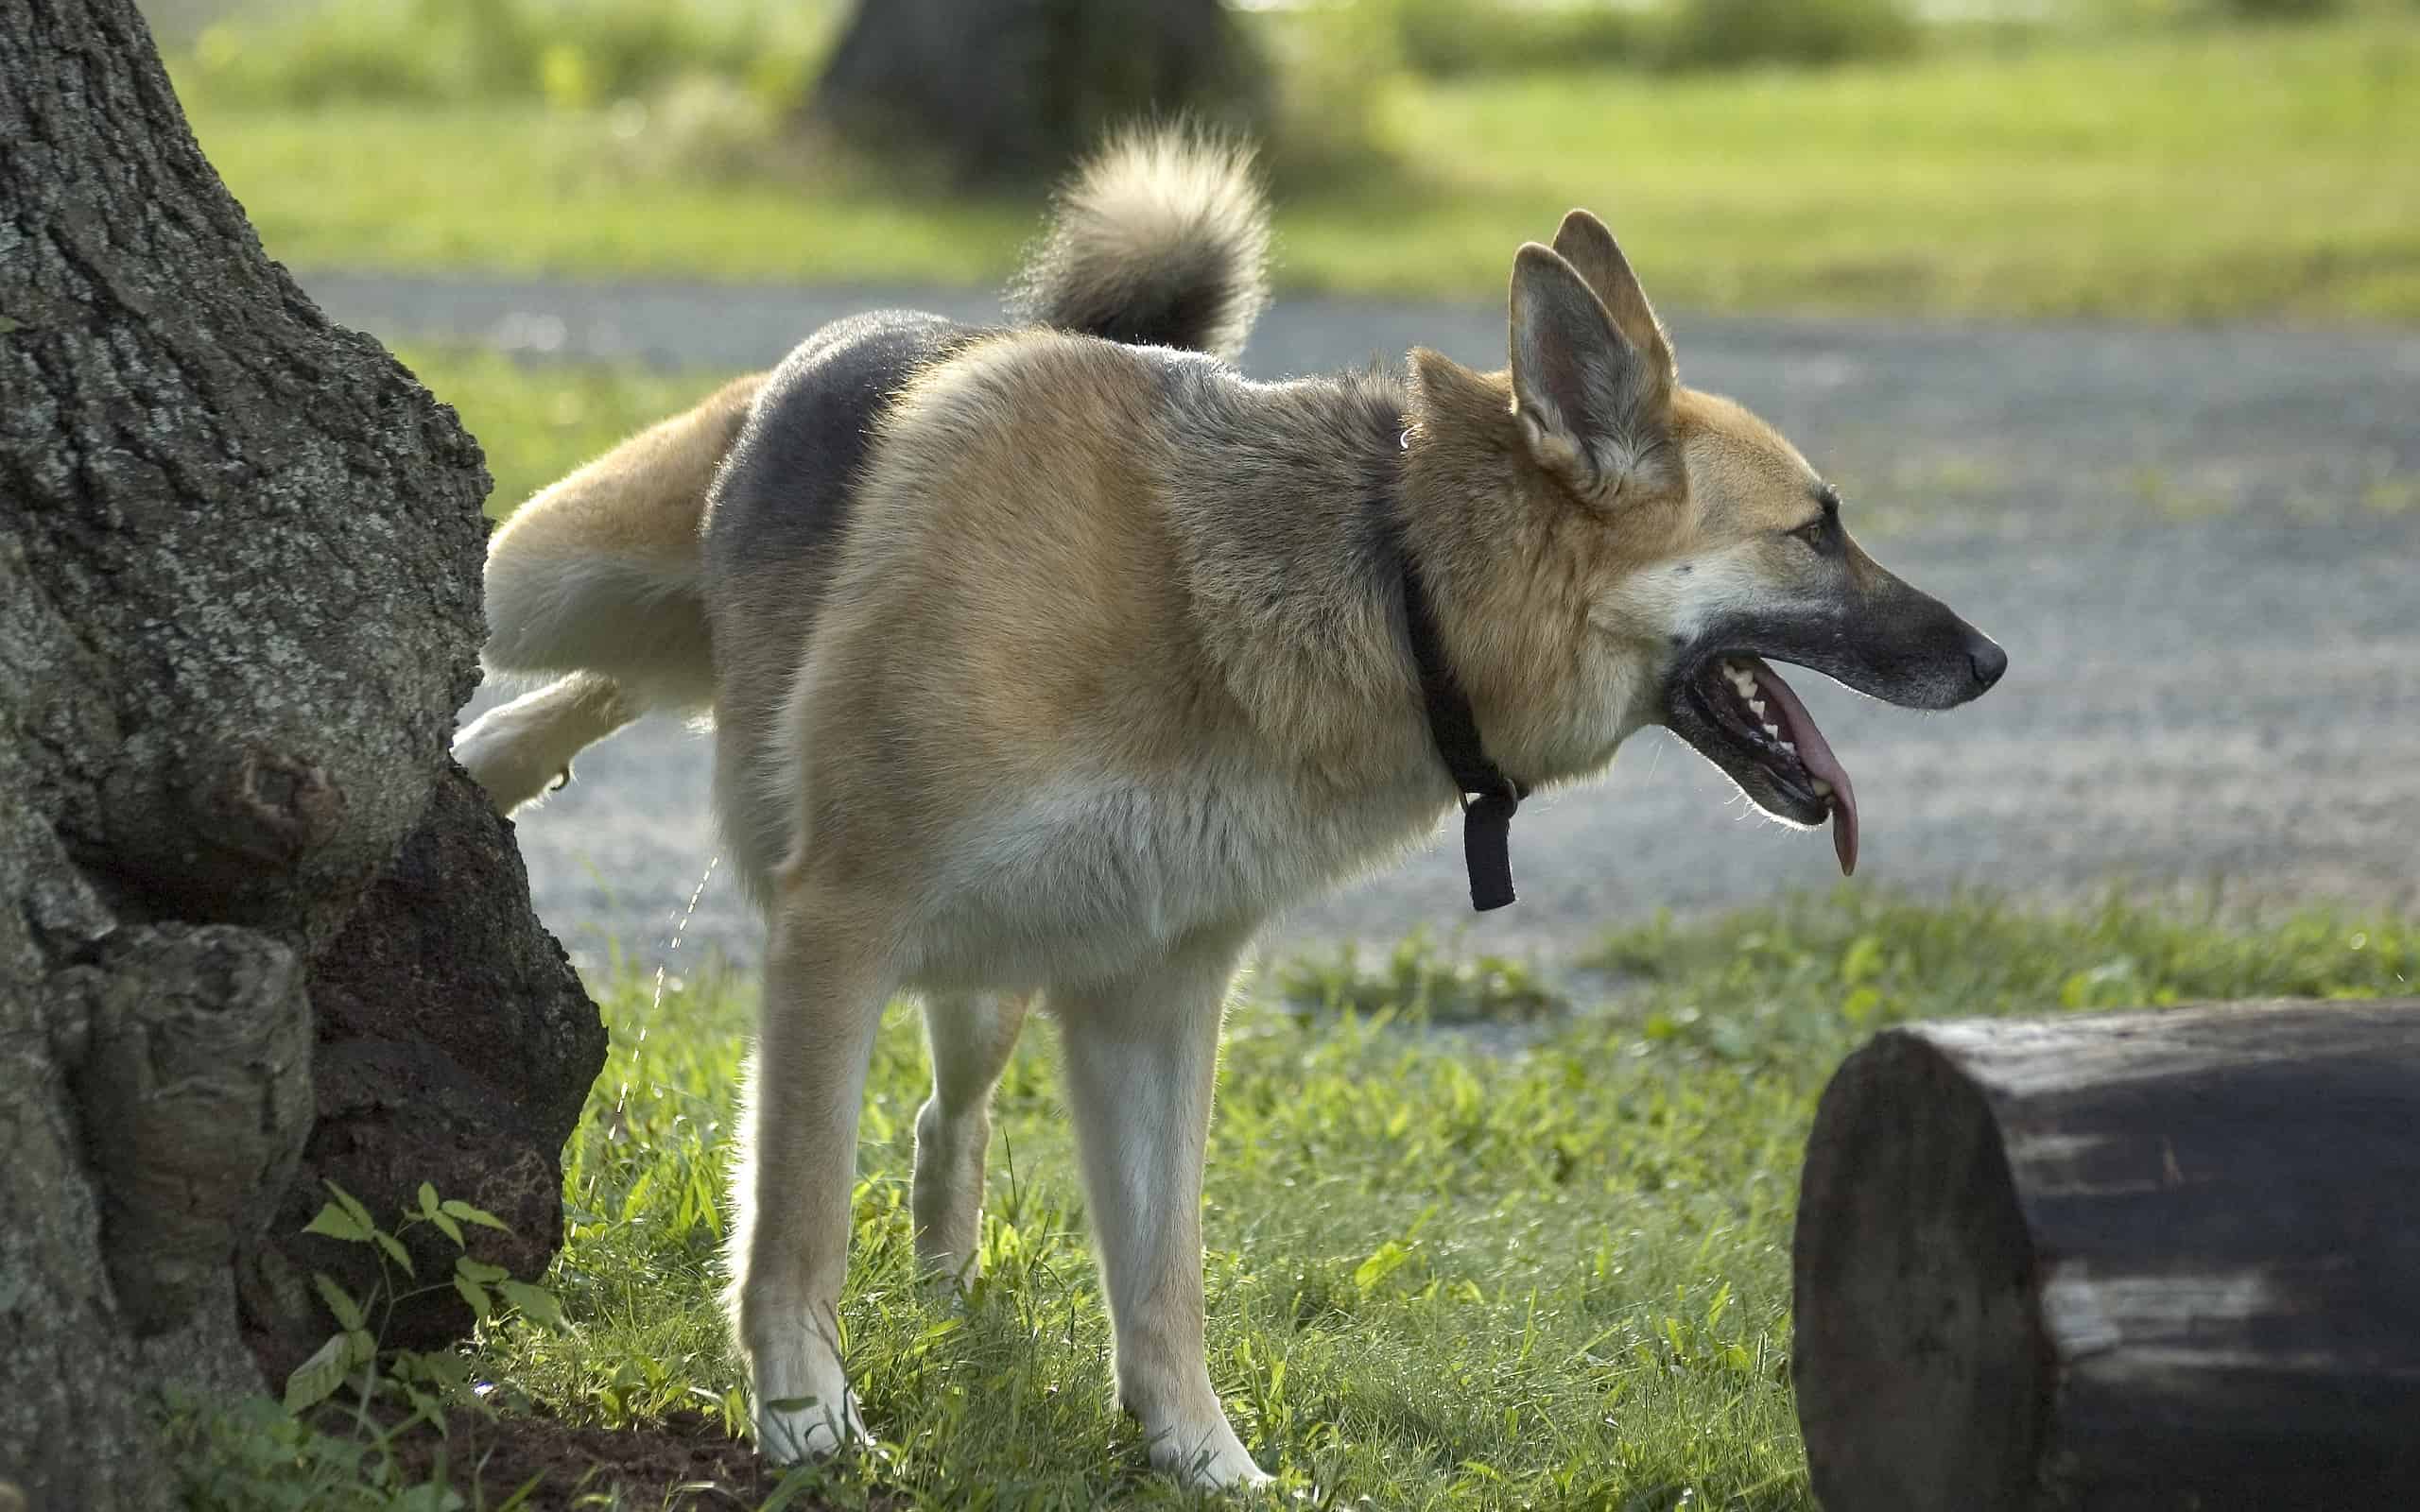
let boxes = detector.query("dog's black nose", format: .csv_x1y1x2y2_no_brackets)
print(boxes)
1968,636,2008,692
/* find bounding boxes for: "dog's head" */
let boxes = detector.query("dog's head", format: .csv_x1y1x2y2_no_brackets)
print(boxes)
1404,211,2004,873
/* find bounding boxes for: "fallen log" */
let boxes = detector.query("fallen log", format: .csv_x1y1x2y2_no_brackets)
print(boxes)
1792,999,2420,1512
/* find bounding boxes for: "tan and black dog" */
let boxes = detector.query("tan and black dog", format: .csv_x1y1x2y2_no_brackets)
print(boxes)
457,127,2004,1487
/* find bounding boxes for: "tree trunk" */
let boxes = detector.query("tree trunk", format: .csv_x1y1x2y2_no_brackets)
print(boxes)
1792,1001,2420,1512
811,0,1266,184
0,3,602,1506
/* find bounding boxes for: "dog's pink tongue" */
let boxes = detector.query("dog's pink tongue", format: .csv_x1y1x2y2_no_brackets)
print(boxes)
1749,662,1860,876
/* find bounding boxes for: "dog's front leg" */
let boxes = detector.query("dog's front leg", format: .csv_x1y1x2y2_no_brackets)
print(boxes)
728,897,890,1462
1055,929,1270,1489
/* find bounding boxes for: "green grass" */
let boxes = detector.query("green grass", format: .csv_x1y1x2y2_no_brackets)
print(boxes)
396,347,727,517
194,892,2395,1509
192,17,2420,319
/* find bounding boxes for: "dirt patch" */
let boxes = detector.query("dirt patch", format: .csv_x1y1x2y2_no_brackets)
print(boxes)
390,1407,879,1510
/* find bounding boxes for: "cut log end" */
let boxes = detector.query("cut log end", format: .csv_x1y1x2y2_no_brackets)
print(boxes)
1791,1032,2047,1512
1792,1002,2420,1512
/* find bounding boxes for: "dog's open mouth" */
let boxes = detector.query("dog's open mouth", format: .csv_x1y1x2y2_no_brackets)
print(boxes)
1667,654,1860,875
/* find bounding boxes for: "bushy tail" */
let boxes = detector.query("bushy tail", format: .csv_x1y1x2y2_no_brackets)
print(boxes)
1007,126,1271,364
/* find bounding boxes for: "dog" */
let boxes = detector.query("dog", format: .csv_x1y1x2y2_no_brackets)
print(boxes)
455,126,2004,1488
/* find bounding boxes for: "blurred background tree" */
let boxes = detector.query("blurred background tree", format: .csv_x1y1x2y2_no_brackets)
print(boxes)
809,0,1270,184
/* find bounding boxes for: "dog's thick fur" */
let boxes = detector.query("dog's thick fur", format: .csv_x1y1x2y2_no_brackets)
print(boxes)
458,127,2001,1487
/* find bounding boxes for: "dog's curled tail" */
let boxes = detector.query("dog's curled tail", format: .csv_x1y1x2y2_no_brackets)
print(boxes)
1008,125,1272,363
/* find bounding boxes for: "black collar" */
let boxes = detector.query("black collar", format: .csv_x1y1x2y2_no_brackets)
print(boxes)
1381,430,1530,913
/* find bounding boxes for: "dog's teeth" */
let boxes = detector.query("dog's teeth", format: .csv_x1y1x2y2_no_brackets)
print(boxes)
1749,697,1768,716
1782,741,1797,754
1811,777,1833,797
1761,722,1780,739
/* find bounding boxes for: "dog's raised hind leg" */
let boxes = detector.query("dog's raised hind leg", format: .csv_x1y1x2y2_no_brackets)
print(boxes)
1053,928,1270,1490
727,893,890,1463
912,991,1031,1292
454,672,636,813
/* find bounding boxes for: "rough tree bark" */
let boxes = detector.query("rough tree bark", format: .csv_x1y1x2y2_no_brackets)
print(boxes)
812,0,1267,184
1793,1001,2420,1512
0,3,603,1507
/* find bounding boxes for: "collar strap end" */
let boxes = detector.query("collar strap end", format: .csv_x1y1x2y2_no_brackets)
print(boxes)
1460,786,1523,912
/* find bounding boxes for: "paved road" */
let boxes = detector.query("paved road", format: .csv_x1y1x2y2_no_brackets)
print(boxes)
307,275,2420,971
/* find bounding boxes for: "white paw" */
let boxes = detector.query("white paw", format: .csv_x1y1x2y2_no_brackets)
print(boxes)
754,1388,871,1465
451,706,562,813
1145,1417,1270,1491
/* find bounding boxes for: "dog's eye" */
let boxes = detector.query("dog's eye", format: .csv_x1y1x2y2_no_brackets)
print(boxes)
1791,518,1828,548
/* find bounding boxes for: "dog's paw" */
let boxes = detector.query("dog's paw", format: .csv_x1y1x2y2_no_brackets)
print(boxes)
451,707,560,814
1146,1417,1271,1492
754,1389,871,1465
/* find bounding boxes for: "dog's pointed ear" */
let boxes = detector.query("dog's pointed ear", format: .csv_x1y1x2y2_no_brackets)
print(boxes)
1509,242,1672,495
1551,210,1674,386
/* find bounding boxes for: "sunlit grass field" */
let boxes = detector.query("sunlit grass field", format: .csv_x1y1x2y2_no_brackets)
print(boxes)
197,17,2420,319
394,894,2409,1509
